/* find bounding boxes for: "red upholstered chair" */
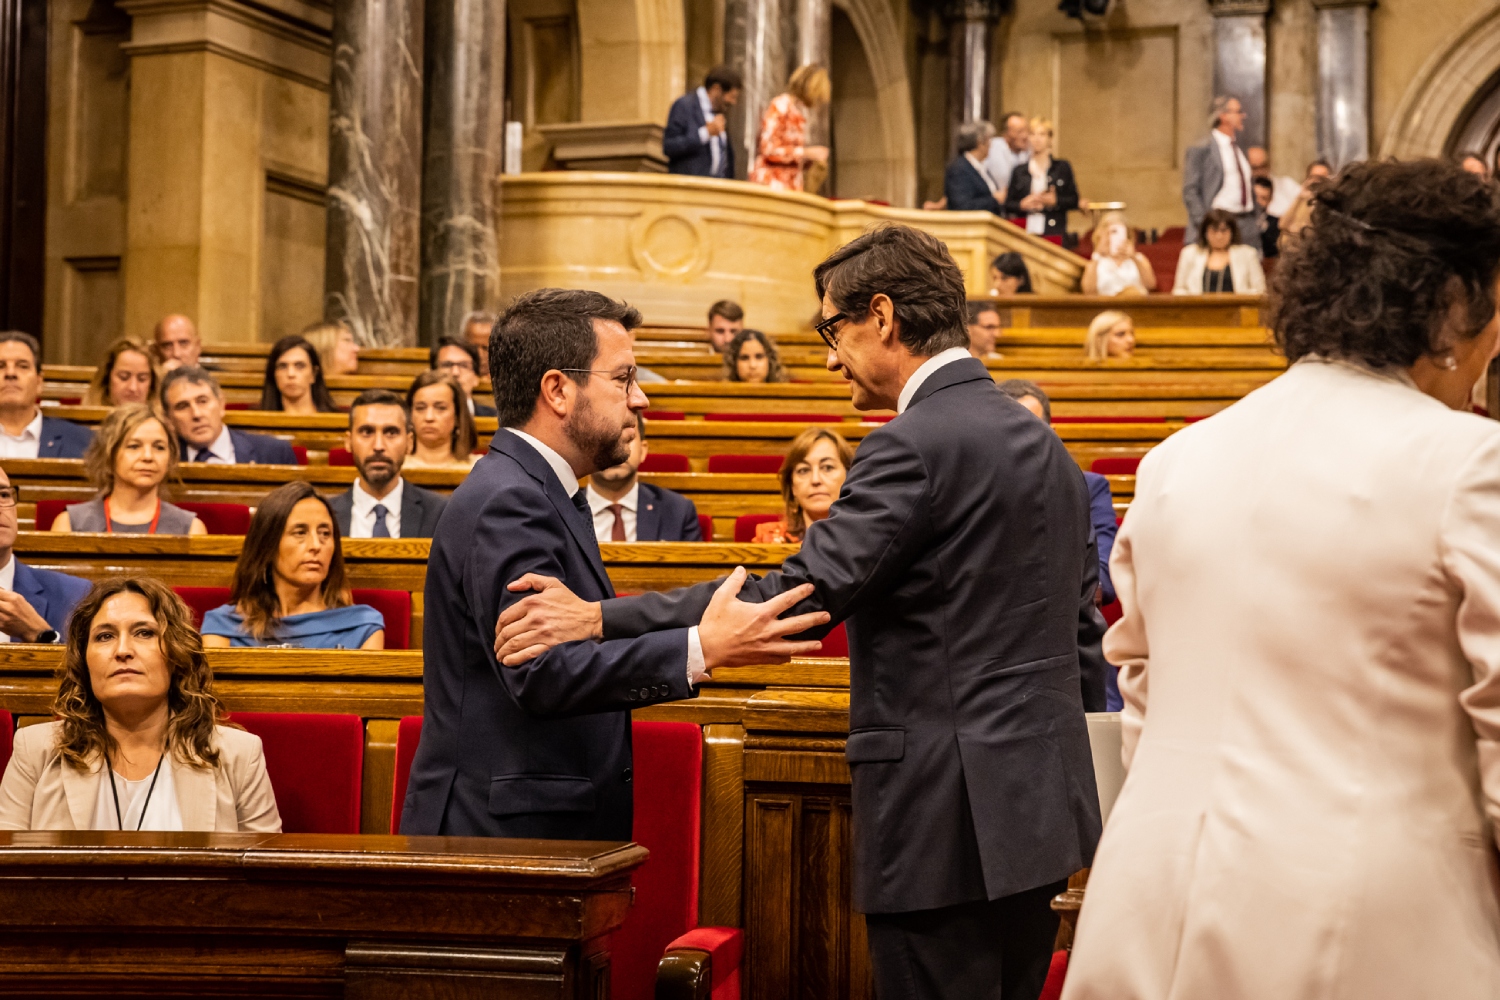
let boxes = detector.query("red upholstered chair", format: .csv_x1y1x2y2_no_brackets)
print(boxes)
390,715,422,833
734,513,784,542
351,589,411,650
639,453,691,473
1051,416,1165,424
328,447,355,467
818,621,849,658
1039,949,1069,1000
643,410,686,420
227,712,363,833
1090,457,1141,475
0,710,12,781
176,502,251,535
58,396,81,406
862,414,896,424
1100,599,1123,627
172,586,231,629
697,514,713,541
291,445,308,465
224,402,252,411
703,413,842,424
33,500,65,531
709,455,783,474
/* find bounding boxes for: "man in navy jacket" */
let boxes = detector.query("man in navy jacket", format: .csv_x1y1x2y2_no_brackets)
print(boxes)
161,366,298,465
0,465,89,643
944,121,1006,215
399,288,822,840
662,65,741,179
585,413,701,542
0,332,92,460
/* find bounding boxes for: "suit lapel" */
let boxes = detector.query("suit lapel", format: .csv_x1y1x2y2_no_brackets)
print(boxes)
60,753,100,830
11,560,49,627
174,759,218,831
635,484,660,542
400,485,422,536
907,357,993,411
37,418,58,458
493,434,615,597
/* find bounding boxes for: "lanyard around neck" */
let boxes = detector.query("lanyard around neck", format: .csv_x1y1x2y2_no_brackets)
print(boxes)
107,748,165,832
103,496,161,534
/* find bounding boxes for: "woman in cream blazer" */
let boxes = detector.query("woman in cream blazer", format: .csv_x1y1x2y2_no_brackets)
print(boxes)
1065,161,1500,999
1171,241,1265,295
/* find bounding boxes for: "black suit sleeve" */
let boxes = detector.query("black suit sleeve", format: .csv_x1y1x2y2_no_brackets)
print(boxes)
1004,165,1028,216
661,97,703,159
945,159,1005,215
602,430,934,640
471,489,696,718
1053,160,1080,213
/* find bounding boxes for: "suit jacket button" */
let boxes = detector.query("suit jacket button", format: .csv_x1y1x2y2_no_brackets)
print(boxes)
622,767,633,782
628,689,638,701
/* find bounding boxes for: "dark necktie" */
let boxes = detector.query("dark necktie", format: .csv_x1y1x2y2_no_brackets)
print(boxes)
1234,146,1248,210
194,447,214,463
607,504,627,542
570,490,591,524
371,503,391,538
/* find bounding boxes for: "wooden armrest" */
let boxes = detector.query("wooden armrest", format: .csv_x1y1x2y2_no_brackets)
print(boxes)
656,948,711,1000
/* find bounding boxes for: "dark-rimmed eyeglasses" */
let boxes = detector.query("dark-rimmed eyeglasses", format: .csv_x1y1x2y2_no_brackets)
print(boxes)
558,366,639,393
0,485,16,508
815,312,849,349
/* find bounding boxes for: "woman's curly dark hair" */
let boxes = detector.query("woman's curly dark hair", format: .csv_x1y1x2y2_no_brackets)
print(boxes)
1271,159,1500,368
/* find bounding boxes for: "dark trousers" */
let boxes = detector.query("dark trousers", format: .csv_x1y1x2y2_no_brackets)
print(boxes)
865,879,1067,1000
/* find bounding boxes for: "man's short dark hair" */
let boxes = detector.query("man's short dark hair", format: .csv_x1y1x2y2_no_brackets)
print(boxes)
1252,175,1274,192
348,388,410,428
490,288,642,427
430,336,481,371
707,299,743,323
1305,158,1331,178
813,225,968,357
998,379,1050,421
704,65,742,93
0,331,40,365
160,365,222,403
967,301,1000,325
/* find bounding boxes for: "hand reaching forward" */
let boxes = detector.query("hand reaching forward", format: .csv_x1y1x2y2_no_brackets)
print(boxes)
698,568,829,669
495,574,603,666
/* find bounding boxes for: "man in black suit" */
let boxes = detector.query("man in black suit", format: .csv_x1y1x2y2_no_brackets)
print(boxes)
0,332,92,460
432,335,497,417
161,366,298,465
663,65,741,179
495,227,1106,1000
327,389,446,539
944,120,1006,215
586,413,701,542
399,288,824,840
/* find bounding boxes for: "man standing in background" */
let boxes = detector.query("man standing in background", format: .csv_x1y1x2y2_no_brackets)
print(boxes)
1183,96,1257,247
707,300,744,354
983,112,1030,196
664,66,742,179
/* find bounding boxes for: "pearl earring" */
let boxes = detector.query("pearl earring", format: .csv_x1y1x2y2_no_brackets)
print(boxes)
1442,354,1459,370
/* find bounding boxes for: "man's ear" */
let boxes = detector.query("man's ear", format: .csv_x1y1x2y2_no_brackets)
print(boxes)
871,294,898,346
537,369,573,419
343,429,353,452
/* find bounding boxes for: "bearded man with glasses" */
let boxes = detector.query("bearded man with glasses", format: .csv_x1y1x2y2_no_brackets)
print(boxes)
0,465,90,644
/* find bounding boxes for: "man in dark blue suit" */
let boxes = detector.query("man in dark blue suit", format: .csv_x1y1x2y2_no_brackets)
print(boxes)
663,65,741,179
161,366,299,465
0,332,92,460
496,228,1107,1000
399,288,822,840
944,120,1006,215
585,413,701,542
0,465,89,643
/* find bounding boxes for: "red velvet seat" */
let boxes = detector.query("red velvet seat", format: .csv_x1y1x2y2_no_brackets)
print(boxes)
34,500,250,534
170,585,411,648
734,513,784,542
328,447,355,467
638,453,691,473
224,402,252,411
643,410,685,420
33,500,65,532
703,413,842,424
819,621,849,658
697,514,713,541
1100,599,1123,627
1089,457,1141,475
227,712,363,833
708,455,783,474
390,715,422,833
1039,949,1069,1000
0,710,12,780
173,586,228,629
291,445,308,465
862,414,896,423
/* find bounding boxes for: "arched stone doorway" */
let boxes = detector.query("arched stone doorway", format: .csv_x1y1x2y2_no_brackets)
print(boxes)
1380,5,1500,160
829,0,917,206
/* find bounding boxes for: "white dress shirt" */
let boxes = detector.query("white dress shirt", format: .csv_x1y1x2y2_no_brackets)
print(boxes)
348,477,405,538
1210,129,1253,214
507,428,706,683
695,87,728,177
1266,173,1302,219
190,424,236,464
0,553,14,642
0,408,42,460
1025,158,1049,235
91,760,183,832
964,152,999,195
897,347,973,414
983,142,1029,197
588,482,639,543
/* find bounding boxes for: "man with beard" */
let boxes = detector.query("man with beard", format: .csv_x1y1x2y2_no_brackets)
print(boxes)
327,389,447,539
399,288,827,838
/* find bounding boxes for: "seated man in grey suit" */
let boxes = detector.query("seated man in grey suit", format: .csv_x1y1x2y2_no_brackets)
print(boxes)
944,120,1006,215
586,413,701,542
328,389,447,539
161,366,298,465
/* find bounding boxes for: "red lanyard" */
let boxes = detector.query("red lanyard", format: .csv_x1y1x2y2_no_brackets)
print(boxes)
103,496,161,534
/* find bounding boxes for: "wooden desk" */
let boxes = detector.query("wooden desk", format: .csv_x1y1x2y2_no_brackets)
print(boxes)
0,831,644,999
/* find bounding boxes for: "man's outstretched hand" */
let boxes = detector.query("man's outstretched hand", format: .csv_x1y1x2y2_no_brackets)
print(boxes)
698,568,829,669
495,574,603,666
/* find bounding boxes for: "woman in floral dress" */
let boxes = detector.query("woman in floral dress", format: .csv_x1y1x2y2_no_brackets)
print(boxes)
750,64,831,192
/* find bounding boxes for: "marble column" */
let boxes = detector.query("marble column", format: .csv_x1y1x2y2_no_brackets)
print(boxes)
324,0,424,347
946,0,1002,155
796,0,831,146
1208,0,1270,150
1314,0,1371,168
724,0,795,180
418,0,505,348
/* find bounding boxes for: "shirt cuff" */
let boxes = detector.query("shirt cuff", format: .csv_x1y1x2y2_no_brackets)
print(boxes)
698,125,710,145
686,626,710,686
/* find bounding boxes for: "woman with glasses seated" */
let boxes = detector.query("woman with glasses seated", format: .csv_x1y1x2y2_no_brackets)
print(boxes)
724,328,790,383
404,371,481,470
51,405,206,535
0,576,281,832
752,427,854,543
201,482,384,649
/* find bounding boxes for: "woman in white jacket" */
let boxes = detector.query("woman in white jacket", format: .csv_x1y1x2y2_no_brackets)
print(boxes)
1172,207,1265,295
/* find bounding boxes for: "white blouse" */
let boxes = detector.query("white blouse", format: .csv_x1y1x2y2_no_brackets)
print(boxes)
1094,255,1144,296
90,759,183,831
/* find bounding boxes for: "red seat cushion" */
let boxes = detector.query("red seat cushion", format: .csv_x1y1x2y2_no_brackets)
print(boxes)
291,445,308,465
664,926,744,998
643,410,685,420
697,514,713,541
224,402,252,411
612,721,703,1000
328,447,355,467
176,502,251,535
862,414,895,423
709,455,783,474
227,712,363,833
0,710,12,782
1039,949,1069,1000
704,412,841,423
1090,457,1141,475
172,586,231,629
1101,599,1123,627
639,453,691,473
819,621,848,657
351,589,410,650
33,500,65,532
734,513,784,542
390,715,422,833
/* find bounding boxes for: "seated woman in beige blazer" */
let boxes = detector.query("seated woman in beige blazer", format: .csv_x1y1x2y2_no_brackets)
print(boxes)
1172,207,1266,295
1064,161,1500,999
0,576,280,832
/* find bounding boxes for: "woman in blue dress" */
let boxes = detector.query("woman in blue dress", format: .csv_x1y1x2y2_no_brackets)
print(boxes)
201,482,384,649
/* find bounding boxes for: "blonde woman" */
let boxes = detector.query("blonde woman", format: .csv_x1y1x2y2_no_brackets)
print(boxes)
300,320,360,376
1082,212,1157,296
52,405,205,535
1084,310,1136,362
753,427,855,543
750,64,831,192
1003,118,1079,241
84,338,159,407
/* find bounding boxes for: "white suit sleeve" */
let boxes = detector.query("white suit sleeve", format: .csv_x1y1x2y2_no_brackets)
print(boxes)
1103,506,1149,770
